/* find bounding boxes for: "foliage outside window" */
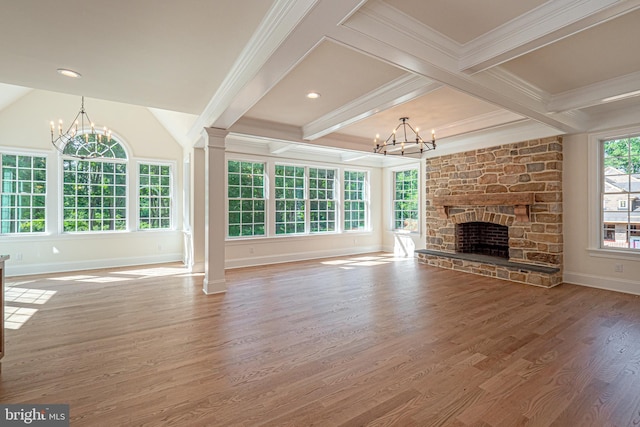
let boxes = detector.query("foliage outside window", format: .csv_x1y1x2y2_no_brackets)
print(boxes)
393,168,419,231
344,170,367,231
228,160,266,237
309,168,337,233
139,163,172,230
602,136,640,249
1,154,46,234
63,137,127,232
275,165,306,234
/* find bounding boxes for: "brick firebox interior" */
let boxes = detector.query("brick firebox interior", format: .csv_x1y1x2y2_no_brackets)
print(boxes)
417,136,563,287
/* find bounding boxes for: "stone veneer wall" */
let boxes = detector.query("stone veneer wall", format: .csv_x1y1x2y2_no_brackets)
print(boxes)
417,137,563,287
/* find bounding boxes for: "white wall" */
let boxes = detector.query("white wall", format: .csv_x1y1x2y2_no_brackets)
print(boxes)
563,132,640,294
0,90,185,276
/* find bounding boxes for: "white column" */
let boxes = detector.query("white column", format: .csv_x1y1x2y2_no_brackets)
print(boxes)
203,127,228,294
190,146,206,273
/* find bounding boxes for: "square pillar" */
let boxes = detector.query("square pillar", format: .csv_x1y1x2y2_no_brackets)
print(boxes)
203,127,228,294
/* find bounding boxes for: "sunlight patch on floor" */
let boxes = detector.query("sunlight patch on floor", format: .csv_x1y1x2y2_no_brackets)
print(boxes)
5,288,56,305
320,254,412,268
111,267,190,277
4,306,38,330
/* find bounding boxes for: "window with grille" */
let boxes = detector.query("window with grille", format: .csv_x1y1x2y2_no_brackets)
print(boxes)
0,154,47,234
393,168,419,231
62,136,127,232
602,136,640,250
344,170,367,231
227,160,266,237
139,163,172,230
274,164,306,235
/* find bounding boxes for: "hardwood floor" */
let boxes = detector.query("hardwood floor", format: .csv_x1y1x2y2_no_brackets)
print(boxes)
1,254,640,426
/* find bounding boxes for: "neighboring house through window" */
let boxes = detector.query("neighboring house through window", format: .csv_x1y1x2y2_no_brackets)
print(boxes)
601,135,640,250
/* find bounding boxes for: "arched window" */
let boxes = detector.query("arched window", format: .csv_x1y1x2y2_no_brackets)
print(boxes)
62,135,128,232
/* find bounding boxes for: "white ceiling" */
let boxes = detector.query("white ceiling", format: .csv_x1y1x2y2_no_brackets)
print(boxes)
2,0,640,157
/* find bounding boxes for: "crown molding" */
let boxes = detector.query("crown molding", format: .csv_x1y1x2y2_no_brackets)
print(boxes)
481,67,549,105
303,73,441,140
435,110,526,139
460,0,640,73
344,0,460,65
548,70,640,112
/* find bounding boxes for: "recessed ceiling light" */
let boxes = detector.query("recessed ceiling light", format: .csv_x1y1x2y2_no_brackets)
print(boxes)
306,91,321,99
57,68,82,79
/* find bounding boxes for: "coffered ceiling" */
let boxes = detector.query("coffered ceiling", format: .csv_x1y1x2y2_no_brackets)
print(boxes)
2,0,640,158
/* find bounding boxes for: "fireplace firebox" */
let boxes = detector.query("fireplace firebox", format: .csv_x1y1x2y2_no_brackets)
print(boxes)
456,222,509,259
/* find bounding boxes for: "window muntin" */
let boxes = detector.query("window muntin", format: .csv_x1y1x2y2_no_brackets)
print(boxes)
63,159,127,232
62,134,127,159
274,165,306,234
393,168,419,231
227,160,266,237
139,163,172,230
602,136,640,250
1,154,47,234
344,170,367,231
309,167,336,233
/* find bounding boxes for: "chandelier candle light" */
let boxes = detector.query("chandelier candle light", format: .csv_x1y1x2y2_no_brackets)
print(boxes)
374,117,436,156
50,96,112,159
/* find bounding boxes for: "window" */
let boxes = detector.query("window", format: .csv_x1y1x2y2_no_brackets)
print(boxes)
309,167,336,232
226,161,372,238
62,137,127,232
1,154,46,234
274,165,305,234
393,168,419,231
227,160,266,237
344,170,367,231
601,136,640,250
139,163,172,230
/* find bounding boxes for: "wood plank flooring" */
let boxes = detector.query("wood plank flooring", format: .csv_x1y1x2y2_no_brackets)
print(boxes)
1,253,640,426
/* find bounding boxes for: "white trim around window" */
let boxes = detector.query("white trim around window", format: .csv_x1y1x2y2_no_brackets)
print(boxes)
587,125,640,260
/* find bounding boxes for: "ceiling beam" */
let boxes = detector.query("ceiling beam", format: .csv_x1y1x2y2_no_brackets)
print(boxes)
303,73,441,140
460,0,640,74
331,1,587,134
548,70,640,112
187,0,317,143
188,0,368,144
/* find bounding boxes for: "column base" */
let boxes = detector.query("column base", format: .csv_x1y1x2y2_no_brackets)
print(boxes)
203,278,226,295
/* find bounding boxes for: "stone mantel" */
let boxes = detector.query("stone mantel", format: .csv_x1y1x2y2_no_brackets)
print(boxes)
433,192,534,222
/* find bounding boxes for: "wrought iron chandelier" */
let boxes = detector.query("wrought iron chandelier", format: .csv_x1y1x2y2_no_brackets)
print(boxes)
373,117,436,156
50,96,112,159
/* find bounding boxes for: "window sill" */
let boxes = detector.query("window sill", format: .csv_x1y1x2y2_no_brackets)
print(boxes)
587,247,640,261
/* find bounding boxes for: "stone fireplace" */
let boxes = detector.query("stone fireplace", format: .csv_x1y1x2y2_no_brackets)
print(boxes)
416,137,563,288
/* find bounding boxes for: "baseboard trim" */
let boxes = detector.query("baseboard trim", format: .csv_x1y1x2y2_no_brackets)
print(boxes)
225,246,383,269
5,253,184,277
563,270,640,296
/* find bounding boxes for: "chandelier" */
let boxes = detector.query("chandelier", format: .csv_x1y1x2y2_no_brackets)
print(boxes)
50,96,112,159
373,117,436,156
